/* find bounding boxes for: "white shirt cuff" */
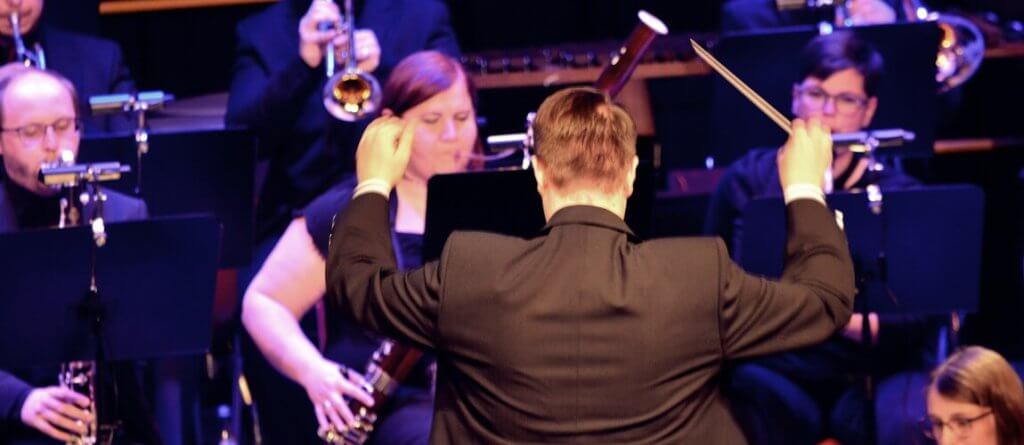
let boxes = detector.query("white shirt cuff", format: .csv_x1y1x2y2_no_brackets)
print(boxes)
784,183,826,205
352,179,392,198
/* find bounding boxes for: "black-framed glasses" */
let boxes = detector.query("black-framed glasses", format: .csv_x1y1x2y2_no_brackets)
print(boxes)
1,117,80,146
793,85,869,116
920,411,993,440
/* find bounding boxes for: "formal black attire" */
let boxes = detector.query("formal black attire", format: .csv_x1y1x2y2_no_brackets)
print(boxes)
326,190,856,444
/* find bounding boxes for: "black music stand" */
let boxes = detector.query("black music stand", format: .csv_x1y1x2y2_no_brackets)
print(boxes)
738,185,984,444
738,185,984,315
423,163,656,262
78,129,255,268
0,216,220,440
709,22,941,165
0,215,220,367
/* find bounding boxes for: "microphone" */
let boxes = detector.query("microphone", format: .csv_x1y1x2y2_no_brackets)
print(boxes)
39,161,131,187
832,128,916,151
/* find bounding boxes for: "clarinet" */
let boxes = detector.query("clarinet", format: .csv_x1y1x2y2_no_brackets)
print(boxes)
42,151,132,445
317,340,423,444
45,151,98,445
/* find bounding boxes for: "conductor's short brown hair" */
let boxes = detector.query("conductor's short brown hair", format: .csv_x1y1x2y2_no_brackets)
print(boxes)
533,87,636,193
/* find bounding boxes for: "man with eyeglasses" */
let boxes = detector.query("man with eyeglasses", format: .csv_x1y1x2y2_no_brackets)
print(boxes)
705,32,935,445
0,65,154,444
0,0,136,135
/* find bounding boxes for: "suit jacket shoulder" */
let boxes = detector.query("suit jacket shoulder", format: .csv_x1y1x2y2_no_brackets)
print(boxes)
43,27,126,92
234,3,297,72
42,27,135,134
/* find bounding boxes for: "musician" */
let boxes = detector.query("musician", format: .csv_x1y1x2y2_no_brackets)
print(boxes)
324,85,854,442
704,32,936,445
0,66,152,444
924,346,1024,445
721,0,901,32
0,0,135,134
241,51,477,445
225,0,460,241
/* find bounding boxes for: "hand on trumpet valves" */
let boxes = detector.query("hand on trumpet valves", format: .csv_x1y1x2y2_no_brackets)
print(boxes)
302,358,375,434
335,28,381,74
20,386,93,442
298,0,342,68
299,0,381,73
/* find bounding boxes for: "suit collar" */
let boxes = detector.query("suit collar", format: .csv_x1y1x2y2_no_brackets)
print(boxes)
357,0,395,44
542,205,636,239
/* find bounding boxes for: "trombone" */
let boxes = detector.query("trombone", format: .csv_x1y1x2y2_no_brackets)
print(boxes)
320,0,381,121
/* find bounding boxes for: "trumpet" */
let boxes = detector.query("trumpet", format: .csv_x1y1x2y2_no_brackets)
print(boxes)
320,0,381,121
8,11,45,68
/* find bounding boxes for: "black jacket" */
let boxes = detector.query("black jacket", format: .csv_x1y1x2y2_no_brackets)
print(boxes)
327,193,855,444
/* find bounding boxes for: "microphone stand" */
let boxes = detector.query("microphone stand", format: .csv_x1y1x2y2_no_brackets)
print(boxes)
39,159,132,445
89,91,173,194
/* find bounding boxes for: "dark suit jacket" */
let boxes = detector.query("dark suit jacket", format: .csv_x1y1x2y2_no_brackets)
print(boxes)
225,0,460,238
0,182,146,440
326,193,856,443
11,26,137,135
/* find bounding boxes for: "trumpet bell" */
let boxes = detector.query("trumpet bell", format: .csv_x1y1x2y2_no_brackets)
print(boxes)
323,70,382,122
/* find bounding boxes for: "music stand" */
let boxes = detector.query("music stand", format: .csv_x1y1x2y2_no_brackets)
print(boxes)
78,129,255,268
739,185,984,444
0,215,220,367
424,161,656,262
709,22,941,165
738,185,984,315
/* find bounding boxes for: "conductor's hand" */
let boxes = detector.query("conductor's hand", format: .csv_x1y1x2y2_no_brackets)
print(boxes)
355,115,416,189
20,386,93,442
778,118,832,190
299,0,342,68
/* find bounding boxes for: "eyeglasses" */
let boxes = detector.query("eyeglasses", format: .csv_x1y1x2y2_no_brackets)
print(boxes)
920,411,993,440
1,117,80,146
794,85,869,116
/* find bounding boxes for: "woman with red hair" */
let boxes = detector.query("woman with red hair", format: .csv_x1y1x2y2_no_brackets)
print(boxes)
241,50,478,444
